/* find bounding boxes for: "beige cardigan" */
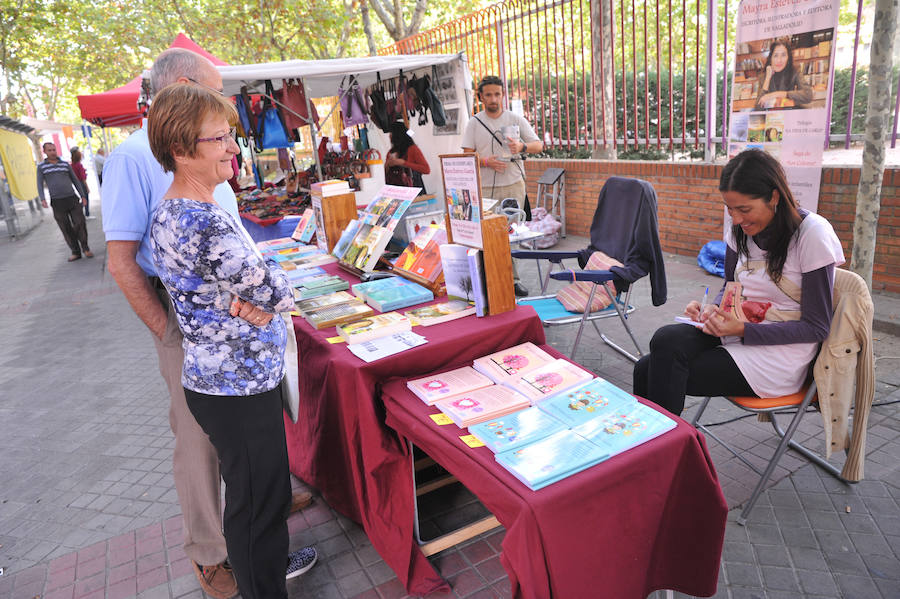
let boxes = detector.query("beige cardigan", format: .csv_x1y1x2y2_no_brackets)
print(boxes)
812,269,875,481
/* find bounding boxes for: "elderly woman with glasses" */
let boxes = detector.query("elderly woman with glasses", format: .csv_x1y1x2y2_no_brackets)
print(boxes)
146,82,298,599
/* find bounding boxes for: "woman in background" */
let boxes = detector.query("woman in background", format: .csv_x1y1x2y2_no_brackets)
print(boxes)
384,121,430,194
70,147,91,218
633,149,843,416
756,40,813,109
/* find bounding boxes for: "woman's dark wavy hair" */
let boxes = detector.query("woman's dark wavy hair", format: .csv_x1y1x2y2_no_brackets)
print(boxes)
719,149,801,283
389,122,414,158
763,40,797,93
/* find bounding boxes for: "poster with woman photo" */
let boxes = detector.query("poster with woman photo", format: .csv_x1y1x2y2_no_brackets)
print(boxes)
728,0,838,211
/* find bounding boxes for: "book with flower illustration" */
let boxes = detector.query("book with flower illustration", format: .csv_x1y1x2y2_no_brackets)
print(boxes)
494,429,609,491
406,365,494,405
433,385,531,428
468,406,568,454
535,377,637,428
335,311,411,344
472,342,555,385
572,402,676,457
503,358,595,403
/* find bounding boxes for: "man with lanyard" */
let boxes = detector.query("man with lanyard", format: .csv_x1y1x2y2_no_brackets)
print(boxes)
102,48,315,599
461,75,543,296
36,142,92,262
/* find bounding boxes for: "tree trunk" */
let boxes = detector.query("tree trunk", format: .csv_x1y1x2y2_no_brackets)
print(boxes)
850,0,898,288
361,1,378,56
590,0,616,158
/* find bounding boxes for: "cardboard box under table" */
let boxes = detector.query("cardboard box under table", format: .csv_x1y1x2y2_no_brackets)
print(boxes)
284,264,545,595
380,348,727,599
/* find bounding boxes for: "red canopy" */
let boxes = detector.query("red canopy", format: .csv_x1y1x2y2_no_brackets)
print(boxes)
76,34,229,128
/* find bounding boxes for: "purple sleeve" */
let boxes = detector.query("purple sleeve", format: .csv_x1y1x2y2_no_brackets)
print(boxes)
712,246,738,305
743,264,835,345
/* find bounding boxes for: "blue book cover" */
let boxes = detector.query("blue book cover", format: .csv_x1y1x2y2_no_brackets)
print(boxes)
366,282,433,312
467,249,487,317
468,407,568,454
495,429,609,491
332,219,361,259
351,276,408,300
536,377,637,428
572,402,677,457
284,267,327,284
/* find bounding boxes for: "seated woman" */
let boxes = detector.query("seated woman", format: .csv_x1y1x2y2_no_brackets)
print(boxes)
384,121,431,194
147,83,313,599
633,149,844,416
756,40,814,109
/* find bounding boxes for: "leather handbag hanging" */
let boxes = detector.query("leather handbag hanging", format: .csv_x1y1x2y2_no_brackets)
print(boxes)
339,76,369,128
255,80,293,150
277,78,319,132
367,73,390,132
428,66,448,127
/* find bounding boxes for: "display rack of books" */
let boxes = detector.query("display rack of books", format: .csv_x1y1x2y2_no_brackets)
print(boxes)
391,224,447,296
311,180,357,254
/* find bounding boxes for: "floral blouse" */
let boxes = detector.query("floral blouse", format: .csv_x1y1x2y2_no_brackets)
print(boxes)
150,198,294,396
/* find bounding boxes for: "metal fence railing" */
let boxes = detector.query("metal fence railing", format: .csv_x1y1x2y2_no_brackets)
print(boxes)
380,0,893,157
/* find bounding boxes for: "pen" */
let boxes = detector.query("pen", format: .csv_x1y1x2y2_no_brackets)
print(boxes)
700,287,709,312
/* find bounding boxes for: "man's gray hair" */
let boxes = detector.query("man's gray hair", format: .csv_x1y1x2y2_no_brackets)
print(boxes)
150,48,212,95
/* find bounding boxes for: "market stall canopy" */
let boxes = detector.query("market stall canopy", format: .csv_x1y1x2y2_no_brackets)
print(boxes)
76,33,228,128
217,53,462,98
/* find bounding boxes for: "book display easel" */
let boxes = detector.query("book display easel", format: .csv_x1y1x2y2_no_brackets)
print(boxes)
439,153,516,316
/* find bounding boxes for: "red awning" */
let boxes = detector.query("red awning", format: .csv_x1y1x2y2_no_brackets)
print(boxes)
76,33,229,128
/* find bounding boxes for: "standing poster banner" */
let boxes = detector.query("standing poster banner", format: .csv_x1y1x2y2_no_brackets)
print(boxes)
440,153,483,249
728,0,839,211
0,129,39,202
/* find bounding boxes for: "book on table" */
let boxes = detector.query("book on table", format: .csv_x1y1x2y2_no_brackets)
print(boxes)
340,224,394,273
503,358,595,402
310,179,352,196
535,377,638,428
294,276,350,299
256,237,299,250
494,429,610,491
295,290,358,314
404,300,476,326
468,406,568,453
433,384,531,428
281,252,337,269
393,224,447,283
290,208,317,243
467,248,488,316
406,365,494,405
351,277,432,311
332,219,362,259
269,246,321,262
472,342,556,385
304,300,375,330
439,243,475,302
336,311,411,344
571,402,677,457
285,267,327,285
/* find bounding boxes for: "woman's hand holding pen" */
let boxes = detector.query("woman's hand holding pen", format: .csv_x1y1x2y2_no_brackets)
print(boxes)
684,300,717,323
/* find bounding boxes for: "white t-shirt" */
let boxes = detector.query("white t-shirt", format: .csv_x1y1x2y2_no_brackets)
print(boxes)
460,110,539,188
722,212,845,397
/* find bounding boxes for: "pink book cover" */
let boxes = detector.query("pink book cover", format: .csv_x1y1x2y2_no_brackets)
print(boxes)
505,358,595,402
472,342,555,384
433,385,531,428
406,366,494,405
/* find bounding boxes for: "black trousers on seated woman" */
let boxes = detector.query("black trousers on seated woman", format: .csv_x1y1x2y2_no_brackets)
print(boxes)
185,386,291,599
633,324,756,416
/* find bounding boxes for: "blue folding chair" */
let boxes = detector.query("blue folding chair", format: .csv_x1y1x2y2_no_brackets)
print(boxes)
513,177,667,363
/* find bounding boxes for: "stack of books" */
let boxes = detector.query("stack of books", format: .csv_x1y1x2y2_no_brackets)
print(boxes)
311,179,352,197
351,277,434,312
336,311,412,344
294,275,349,299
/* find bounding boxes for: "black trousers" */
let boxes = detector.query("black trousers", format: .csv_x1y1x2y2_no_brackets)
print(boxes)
633,324,755,416
185,386,291,599
50,196,89,255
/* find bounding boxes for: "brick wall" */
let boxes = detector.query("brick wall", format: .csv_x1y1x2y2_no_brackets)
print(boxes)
525,159,900,293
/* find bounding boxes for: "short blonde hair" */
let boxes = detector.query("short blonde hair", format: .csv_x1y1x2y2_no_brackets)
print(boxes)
147,83,238,173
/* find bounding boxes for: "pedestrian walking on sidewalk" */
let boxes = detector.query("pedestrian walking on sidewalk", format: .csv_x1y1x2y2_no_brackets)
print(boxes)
70,147,92,218
36,142,92,262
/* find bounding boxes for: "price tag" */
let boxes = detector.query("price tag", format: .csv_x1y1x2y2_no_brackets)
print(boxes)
460,435,485,448
429,413,453,425
326,336,345,344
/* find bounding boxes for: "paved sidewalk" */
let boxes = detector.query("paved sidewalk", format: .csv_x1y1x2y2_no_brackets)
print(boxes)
0,210,898,599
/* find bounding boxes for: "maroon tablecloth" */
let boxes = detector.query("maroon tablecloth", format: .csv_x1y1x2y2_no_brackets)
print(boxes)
381,351,727,599
284,265,546,595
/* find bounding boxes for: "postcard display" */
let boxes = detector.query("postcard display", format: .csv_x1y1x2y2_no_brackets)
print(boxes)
439,153,515,315
728,0,839,212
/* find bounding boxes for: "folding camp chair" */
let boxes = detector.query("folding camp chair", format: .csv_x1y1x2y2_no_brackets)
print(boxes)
690,268,873,525
513,177,667,363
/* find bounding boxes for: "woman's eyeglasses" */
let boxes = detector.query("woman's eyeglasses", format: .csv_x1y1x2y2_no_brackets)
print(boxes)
196,127,236,148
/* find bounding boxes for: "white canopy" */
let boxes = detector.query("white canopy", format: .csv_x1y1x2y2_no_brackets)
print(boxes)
217,53,462,98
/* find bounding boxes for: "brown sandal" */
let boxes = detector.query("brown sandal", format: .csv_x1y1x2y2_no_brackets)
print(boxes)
68,254,82,262
84,250,94,258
